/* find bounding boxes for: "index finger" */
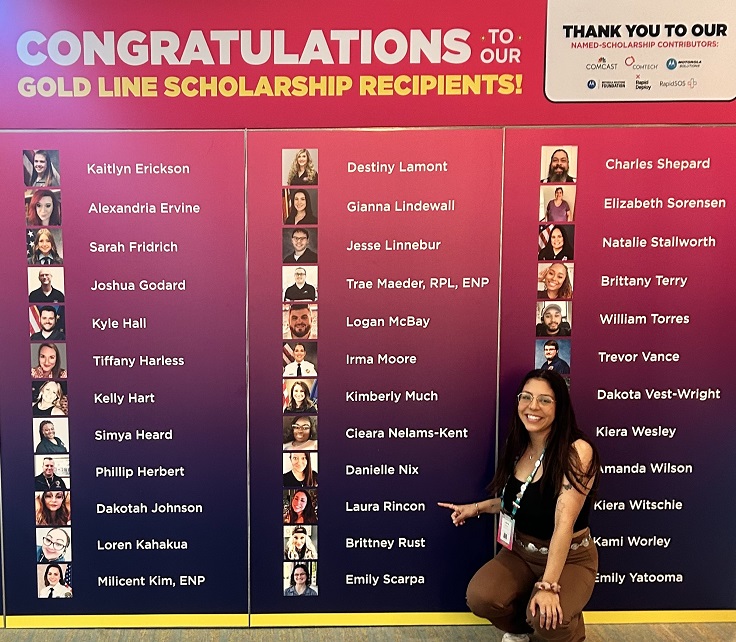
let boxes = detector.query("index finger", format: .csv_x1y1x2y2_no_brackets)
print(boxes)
437,502,455,509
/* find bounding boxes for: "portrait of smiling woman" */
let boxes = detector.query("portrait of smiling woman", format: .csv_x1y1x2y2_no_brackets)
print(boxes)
35,419,68,454
24,149,60,187
28,228,63,265
35,489,71,526
537,262,573,300
31,343,67,379
26,189,62,226
283,488,318,525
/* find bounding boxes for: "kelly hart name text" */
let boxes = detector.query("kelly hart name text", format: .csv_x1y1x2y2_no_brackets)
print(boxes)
94,392,156,405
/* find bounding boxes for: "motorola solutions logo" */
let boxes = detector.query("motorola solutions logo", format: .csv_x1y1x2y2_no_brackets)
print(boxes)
666,58,678,70
587,79,597,89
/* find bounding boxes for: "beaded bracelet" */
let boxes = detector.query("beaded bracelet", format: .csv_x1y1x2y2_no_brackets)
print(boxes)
534,580,561,594
474,503,480,518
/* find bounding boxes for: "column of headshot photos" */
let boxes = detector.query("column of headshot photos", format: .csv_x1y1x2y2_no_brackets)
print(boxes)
281,148,319,597
536,145,577,380
26,149,74,599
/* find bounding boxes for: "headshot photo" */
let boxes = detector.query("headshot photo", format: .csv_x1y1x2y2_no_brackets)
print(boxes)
282,266,317,301
283,341,318,377
34,418,69,454
283,561,318,596
540,146,577,183
538,224,574,261
37,562,72,598
36,526,72,563
32,380,68,417
28,267,65,303
537,262,574,300
536,301,572,337
283,416,318,451
539,185,576,223
283,303,318,340
31,342,68,379
283,379,318,414
284,525,318,561
283,148,319,186
536,338,571,375
35,490,71,526
283,488,318,525
27,228,64,265
283,452,319,488
25,188,62,226
282,188,318,225
34,454,70,491
282,227,318,264
30,305,65,340
24,149,60,187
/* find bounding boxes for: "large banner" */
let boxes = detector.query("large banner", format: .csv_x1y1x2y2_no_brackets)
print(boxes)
1,1,735,129
0,0,733,629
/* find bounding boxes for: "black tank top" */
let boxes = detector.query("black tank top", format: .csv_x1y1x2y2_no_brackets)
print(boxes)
502,475,592,540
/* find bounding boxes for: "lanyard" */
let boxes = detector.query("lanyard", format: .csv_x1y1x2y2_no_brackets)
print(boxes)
502,448,546,519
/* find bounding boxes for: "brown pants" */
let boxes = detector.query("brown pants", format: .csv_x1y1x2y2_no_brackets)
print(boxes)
466,529,597,642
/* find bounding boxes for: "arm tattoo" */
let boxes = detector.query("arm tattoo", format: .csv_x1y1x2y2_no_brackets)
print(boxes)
562,482,572,491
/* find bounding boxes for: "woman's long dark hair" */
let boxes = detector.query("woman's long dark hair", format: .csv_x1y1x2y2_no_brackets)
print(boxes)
488,369,599,497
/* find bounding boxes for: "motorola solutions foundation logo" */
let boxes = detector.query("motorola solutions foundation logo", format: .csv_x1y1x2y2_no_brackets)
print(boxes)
666,58,678,70
587,79,597,89
601,80,626,89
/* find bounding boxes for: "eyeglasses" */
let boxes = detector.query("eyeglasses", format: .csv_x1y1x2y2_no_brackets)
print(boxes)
42,536,67,551
517,392,555,407
292,424,311,431
292,236,308,241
